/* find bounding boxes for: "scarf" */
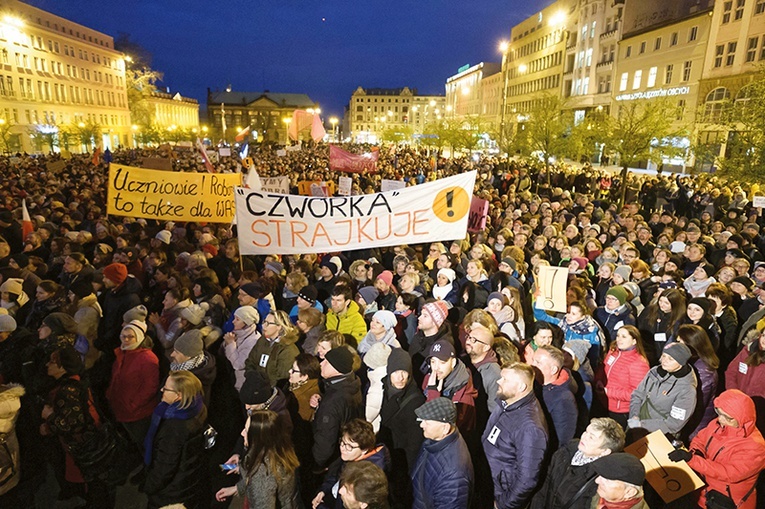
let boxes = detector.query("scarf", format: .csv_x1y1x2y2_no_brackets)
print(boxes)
144,395,204,465
170,353,205,372
598,498,644,509
571,449,606,466
432,283,452,301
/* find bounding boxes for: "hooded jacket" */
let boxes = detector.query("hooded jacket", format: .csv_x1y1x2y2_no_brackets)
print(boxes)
411,429,474,509
312,373,363,468
244,331,299,386
482,391,549,509
725,343,765,399
629,365,697,436
325,300,367,342
688,390,765,509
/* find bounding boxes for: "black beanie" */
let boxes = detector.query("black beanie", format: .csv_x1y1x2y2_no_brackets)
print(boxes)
386,347,412,375
69,278,93,299
688,297,711,315
325,347,354,375
239,370,273,405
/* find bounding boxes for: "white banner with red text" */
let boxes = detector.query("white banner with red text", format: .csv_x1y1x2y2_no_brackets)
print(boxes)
235,171,476,255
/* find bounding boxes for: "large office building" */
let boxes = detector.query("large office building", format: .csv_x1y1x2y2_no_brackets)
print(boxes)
346,86,444,143
146,89,199,131
0,0,131,153
206,88,319,144
445,62,501,121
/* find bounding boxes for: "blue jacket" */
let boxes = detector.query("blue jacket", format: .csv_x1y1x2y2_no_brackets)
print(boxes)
411,429,473,509
482,391,548,509
593,305,635,346
537,369,579,449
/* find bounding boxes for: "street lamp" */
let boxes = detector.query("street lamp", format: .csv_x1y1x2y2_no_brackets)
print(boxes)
499,39,511,150
329,117,338,141
283,117,292,144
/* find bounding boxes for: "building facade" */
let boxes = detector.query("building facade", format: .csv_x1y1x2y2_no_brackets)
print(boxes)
445,62,501,120
146,90,199,131
206,89,319,144
0,0,130,153
347,86,444,143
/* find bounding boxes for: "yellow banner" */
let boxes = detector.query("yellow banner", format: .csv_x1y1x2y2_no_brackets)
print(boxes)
107,164,242,222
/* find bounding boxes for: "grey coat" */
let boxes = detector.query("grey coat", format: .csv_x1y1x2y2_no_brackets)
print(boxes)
237,462,298,509
629,365,697,435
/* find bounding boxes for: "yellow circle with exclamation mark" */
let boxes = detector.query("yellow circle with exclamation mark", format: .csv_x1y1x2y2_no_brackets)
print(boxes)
432,186,470,223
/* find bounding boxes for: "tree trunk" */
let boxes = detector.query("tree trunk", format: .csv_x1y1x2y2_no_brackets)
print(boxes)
619,165,629,208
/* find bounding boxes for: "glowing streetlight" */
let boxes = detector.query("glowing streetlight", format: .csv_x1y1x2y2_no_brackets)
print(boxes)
461,87,471,96
549,11,566,27
131,124,138,131
518,64,527,73
0,118,5,125
498,41,509,53
329,117,338,141
202,126,209,133
429,100,436,107
2,15,24,28
445,105,453,112
124,55,133,63
78,122,85,128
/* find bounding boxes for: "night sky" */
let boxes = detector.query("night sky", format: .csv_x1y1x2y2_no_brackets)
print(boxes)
26,0,549,118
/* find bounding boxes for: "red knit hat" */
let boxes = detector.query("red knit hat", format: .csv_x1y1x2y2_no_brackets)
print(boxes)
422,300,449,328
201,244,218,257
103,263,128,285
376,270,393,287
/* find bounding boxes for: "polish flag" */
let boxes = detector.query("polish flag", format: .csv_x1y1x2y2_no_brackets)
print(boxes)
196,138,215,173
22,199,34,240
235,126,251,142
91,146,101,166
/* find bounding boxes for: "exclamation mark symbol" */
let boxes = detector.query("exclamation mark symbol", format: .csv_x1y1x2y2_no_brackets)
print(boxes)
446,190,454,217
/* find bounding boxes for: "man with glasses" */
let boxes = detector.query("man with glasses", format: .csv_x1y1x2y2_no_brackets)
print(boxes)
463,324,501,415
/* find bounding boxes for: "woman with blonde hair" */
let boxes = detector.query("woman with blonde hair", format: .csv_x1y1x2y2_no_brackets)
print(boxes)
245,310,300,385
143,371,208,509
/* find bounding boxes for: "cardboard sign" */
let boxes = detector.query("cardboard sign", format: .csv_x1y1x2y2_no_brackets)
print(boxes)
107,164,241,222
206,150,219,163
536,266,569,313
338,176,353,196
46,160,67,173
752,196,765,208
219,147,231,157
261,176,290,194
467,196,489,233
276,149,287,157
624,431,704,503
381,179,406,192
235,171,477,255
9,156,21,165
142,157,173,171
297,180,336,196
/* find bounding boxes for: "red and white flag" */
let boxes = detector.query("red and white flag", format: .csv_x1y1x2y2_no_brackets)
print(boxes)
196,138,215,173
289,110,326,142
235,126,251,142
329,145,378,173
22,199,34,240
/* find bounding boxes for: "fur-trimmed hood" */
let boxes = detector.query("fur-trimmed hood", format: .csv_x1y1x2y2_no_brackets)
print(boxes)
0,384,25,433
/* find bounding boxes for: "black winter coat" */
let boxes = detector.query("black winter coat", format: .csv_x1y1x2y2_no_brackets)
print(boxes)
96,276,142,355
312,373,363,468
530,439,600,509
378,377,425,474
143,406,208,509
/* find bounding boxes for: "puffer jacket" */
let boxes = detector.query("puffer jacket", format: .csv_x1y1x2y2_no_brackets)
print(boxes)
595,347,650,413
325,300,367,342
687,357,718,440
629,365,697,436
0,384,24,495
106,346,159,422
538,369,578,449
688,390,765,509
482,391,549,509
411,429,473,509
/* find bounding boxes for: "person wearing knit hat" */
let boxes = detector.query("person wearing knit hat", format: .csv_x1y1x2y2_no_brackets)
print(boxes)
374,270,396,311
123,304,148,325
68,278,94,300
297,285,318,306
329,256,344,275
627,340,696,434
9,253,28,270
239,281,263,301
387,347,413,381
685,264,717,298
180,304,206,326
421,301,449,330
234,305,260,327
605,286,628,307
103,262,128,286
172,329,204,361
612,265,631,285
357,286,380,307
319,258,339,276
437,268,457,283
42,312,78,338
0,278,26,313
499,257,517,273
357,309,401,355
201,243,218,258
155,230,172,245
433,268,456,302
688,297,712,316
731,276,754,292
364,342,392,370
239,369,274,406
264,260,284,276
323,346,354,375
376,270,394,288
570,257,589,273
486,292,506,307
0,314,16,333
594,285,636,346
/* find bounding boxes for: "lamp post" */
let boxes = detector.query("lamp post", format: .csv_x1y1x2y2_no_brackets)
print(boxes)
283,117,291,145
329,117,338,141
499,40,510,150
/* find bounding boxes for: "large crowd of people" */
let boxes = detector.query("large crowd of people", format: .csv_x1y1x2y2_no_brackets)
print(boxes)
0,142,764,509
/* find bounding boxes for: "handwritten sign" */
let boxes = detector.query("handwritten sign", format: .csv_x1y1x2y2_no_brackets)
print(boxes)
235,171,477,255
298,180,336,196
142,157,173,171
624,431,704,503
276,149,287,157
467,196,489,233
107,164,241,222
338,176,352,196
261,176,290,194
381,179,406,192
536,266,569,313
752,196,765,208
219,147,231,157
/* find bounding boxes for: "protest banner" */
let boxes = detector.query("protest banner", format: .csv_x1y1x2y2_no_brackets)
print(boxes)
467,196,489,233
536,266,569,313
329,145,378,173
107,164,241,222
338,176,352,196
235,171,477,255
142,157,173,171
261,176,290,194
46,160,67,173
624,431,704,503
298,180,336,196
381,179,406,192
752,196,765,208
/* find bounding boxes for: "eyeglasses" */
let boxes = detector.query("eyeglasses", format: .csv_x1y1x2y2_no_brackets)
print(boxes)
466,334,489,346
289,368,302,374
160,387,178,393
263,321,279,327
339,439,359,451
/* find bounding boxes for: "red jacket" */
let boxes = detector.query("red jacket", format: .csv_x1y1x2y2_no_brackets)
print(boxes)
725,346,765,399
595,347,650,413
422,361,478,434
688,390,765,509
106,347,159,422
